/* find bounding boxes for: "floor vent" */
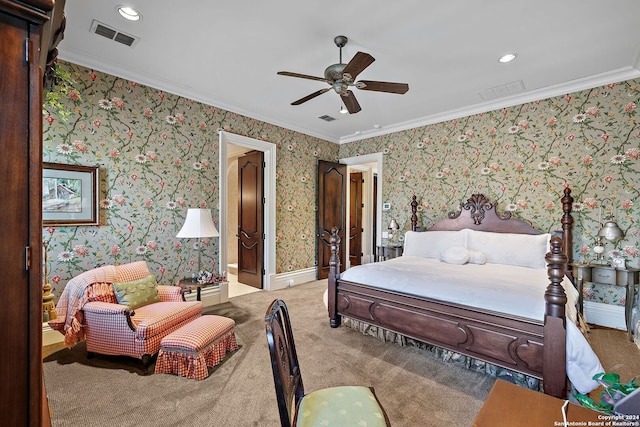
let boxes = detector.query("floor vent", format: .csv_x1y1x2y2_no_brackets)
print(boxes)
318,115,336,122
90,20,139,47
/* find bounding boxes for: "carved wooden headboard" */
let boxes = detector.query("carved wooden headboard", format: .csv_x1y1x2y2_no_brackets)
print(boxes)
410,187,574,266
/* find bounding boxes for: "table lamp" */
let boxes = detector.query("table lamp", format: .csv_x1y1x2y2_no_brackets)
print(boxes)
593,198,624,264
177,208,219,274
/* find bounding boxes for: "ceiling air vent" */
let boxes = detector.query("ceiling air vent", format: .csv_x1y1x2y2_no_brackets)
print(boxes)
318,115,336,122
479,80,526,100
90,20,139,47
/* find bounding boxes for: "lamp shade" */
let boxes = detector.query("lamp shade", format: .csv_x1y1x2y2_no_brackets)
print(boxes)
176,209,219,238
598,220,624,242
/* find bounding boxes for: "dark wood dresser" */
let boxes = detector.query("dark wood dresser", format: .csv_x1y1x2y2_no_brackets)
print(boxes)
0,1,58,425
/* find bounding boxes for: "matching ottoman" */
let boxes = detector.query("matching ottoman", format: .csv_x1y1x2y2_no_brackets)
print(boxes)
155,315,238,380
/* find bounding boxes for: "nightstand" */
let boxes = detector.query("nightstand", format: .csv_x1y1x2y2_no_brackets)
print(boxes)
376,245,403,261
572,263,639,340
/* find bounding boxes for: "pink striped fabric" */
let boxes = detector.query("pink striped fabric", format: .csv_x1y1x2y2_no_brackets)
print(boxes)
157,285,184,302
155,315,238,380
114,261,151,283
84,301,202,359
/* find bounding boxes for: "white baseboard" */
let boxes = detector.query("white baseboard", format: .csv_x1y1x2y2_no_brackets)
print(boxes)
584,301,626,331
43,322,64,347
269,268,318,291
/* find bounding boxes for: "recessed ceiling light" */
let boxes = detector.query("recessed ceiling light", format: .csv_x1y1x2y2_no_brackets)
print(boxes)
117,6,142,21
498,53,517,63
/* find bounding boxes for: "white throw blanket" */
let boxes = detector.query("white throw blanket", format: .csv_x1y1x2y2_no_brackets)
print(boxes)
48,265,117,347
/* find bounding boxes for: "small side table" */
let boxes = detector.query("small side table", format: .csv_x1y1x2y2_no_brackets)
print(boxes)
572,262,639,340
472,380,600,426
177,279,208,301
376,245,403,262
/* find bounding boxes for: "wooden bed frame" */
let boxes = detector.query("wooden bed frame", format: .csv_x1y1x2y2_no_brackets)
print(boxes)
327,188,575,398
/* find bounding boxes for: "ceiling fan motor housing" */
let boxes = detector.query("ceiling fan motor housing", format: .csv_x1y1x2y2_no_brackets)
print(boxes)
324,63,346,81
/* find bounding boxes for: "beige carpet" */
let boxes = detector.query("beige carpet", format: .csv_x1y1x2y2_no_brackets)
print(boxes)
583,324,640,401
43,280,639,426
44,280,495,426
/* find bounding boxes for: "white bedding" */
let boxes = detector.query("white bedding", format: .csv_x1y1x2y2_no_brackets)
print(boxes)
339,256,604,393
340,256,578,322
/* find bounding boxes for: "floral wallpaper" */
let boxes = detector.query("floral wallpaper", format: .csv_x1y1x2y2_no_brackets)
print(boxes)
44,61,639,310
43,61,337,301
339,79,640,306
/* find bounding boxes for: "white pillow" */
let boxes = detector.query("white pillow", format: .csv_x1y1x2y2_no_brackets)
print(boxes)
466,229,550,269
440,246,469,264
467,249,487,265
403,230,467,259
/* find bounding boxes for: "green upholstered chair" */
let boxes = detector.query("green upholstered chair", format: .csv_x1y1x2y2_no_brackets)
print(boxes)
264,299,390,427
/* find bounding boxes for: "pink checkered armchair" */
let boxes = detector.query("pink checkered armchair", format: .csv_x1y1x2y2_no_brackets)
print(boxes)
50,261,202,370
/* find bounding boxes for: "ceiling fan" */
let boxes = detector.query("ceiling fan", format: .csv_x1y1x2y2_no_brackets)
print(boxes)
277,35,409,114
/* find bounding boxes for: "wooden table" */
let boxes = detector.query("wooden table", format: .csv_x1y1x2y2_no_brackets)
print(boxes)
177,279,207,301
472,380,602,426
376,244,403,261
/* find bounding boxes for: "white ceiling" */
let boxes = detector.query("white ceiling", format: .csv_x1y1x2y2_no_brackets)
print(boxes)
58,0,640,144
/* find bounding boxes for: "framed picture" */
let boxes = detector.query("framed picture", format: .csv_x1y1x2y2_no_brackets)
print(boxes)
42,162,100,226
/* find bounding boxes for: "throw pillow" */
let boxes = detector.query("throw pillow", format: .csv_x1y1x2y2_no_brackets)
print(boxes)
112,274,160,309
440,246,470,265
467,249,487,265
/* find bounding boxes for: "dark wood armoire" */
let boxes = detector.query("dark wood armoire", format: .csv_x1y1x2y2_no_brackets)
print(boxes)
0,0,55,425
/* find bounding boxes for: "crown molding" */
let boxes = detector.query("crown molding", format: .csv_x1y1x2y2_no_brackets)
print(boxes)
58,49,340,143
57,48,639,146
338,67,640,144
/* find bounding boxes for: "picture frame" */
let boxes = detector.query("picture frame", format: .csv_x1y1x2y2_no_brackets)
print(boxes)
42,162,100,226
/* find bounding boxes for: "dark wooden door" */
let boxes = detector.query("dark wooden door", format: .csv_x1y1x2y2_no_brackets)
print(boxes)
237,151,264,288
373,174,378,260
0,2,50,425
317,160,346,279
349,172,363,266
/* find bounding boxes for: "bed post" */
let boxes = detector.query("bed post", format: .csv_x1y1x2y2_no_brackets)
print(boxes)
561,187,574,272
410,195,418,231
328,227,341,328
543,237,568,398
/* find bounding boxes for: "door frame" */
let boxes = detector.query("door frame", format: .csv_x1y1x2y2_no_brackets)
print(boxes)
341,152,383,267
219,131,276,290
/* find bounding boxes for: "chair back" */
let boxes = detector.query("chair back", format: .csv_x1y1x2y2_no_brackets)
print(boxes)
265,299,304,427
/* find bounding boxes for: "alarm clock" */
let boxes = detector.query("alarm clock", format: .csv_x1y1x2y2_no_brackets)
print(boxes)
611,256,626,269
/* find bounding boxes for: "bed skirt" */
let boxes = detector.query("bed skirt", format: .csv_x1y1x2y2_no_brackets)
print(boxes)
342,317,541,391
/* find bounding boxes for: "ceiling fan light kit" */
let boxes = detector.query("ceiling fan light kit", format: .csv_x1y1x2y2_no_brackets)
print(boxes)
278,35,409,114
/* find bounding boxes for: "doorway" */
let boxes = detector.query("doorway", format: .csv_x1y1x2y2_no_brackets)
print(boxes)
316,153,382,279
219,131,276,293
341,153,383,267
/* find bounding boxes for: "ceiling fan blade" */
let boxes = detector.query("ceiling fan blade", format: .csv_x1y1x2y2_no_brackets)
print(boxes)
357,80,409,94
291,88,330,105
341,90,361,114
342,52,375,80
277,71,328,83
